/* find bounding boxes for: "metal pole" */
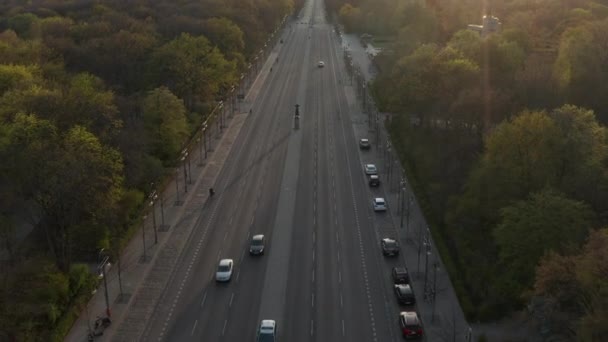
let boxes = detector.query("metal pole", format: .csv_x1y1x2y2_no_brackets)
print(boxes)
204,127,208,159
141,215,147,261
417,230,422,274
432,262,438,322
187,155,192,184
174,168,180,205
101,259,111,317
182,157,188,193
198,136,203,166
150,198,158,244
400,185,405,229
160,191,165,228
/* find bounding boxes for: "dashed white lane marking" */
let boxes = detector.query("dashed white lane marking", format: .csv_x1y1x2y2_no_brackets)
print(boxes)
190,319,198,336
217,251,222,261
200,292,207,307
223,231,229,242
312,250,315,263
229,293,234,307
235,270,240,282
342,319,346,336
312,231,316,243
311,293,315,307
250,215,255,225
222,319,228,336
240,249,246,263
312,268,315,282
339,271,342,284
310,320,314,336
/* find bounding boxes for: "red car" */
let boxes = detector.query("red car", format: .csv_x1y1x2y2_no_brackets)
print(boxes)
399,311,423,339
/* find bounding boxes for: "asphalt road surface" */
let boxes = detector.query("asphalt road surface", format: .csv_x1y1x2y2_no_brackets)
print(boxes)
142,0,411,341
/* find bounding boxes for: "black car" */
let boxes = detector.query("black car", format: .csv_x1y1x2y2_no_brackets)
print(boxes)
399,311,423,339
394,284,416,306
392,267,410,284
249,234,265,255
369,174,380,187
359,138,371,150
381,238,400,256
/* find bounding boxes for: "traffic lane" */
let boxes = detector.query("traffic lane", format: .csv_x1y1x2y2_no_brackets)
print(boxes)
281,58,320,342
222,64,300,342
164,26,300,341
196,32,308,339
315,63,346,341
322,30,400,342
313,24,380,342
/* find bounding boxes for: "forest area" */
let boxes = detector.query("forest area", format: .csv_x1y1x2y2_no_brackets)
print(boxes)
333,0,608,340
0,0,298,340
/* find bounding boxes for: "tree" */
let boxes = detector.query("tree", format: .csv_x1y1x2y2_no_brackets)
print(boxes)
3,114,123,272
339,4,362,32
142,87,189,163
534,229,608,340
149,33,235,110
493,189,592,307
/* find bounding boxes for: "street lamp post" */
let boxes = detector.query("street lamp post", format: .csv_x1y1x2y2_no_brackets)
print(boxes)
181,150,189,191
159,189,168,230
99,252,111,318
424,240,431,299
432,261,439,322
174,168,181,206
149,193,158,244
400,180,406,229
140,215,148,262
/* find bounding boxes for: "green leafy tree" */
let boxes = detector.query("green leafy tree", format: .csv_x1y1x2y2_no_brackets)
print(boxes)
142,87,189,163
339,4,362,32
150,33,235,110
534,229,608,340
493,189,592,307
2,114,123,272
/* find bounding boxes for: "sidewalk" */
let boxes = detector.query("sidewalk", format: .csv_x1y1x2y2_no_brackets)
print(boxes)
64,48,279,342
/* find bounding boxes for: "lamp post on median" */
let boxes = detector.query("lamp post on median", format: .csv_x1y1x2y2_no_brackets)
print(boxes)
400,179,406,229
424,234,432,299
431,261,439,322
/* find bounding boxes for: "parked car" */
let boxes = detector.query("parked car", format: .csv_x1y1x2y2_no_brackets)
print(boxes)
359,138,371,150
373,197,387,211
215,259,234,282
392,267,410,284
369,174,380,187
399,311,423,339
250,234,266,255
381,238,399,256
394,284,416,306
364,164,378,175
257,319,276,342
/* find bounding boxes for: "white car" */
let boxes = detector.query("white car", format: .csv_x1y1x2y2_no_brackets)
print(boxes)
317,61,325,68
257,319,276,342
364,164,378,175
215,259,234,282
373,197,387,211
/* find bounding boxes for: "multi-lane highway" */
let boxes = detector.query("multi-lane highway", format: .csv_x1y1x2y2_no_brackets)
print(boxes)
142,0,411,341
